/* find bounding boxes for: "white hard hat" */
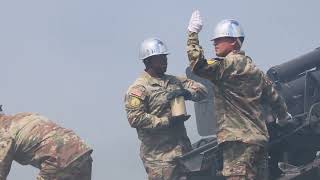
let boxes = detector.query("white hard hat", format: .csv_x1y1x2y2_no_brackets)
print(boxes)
139,38,169,60
212,19,245,40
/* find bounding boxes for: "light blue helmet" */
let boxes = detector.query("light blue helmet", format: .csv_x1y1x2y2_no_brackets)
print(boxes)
139,38,169,60
212,19,245,40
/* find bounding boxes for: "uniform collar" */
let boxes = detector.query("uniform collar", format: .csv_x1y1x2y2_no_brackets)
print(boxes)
140,71,169,86
225,50,245,58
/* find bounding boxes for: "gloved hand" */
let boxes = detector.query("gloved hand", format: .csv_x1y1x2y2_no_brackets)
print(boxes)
287,112,293,121
277,112,293,127
169,114,191,127
166,89,192,101
188,10,203,33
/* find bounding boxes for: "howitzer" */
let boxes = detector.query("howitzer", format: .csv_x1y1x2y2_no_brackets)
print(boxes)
267,47,320,115
178,48,320,180
267,47,320,179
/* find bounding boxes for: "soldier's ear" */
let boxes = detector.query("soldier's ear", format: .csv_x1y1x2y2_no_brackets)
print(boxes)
231,39,237,46
232,38,241,50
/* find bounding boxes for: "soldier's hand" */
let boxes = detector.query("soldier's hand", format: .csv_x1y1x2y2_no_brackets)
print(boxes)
188,10,203,33
167,89,192,101
277,112,293,127
287,112,293,121
169,114,191,126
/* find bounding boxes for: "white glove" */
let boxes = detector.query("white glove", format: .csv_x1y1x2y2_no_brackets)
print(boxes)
287,112,293,121
277,112,292,127
188,10,203,33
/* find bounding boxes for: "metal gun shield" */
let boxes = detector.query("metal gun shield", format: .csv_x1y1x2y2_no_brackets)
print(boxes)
186,67,217,136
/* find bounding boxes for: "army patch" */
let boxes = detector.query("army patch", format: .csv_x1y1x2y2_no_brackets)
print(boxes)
207,59,218,65
128,96,141,108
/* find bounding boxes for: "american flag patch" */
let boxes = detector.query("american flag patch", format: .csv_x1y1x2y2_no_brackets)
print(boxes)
130,88,143,97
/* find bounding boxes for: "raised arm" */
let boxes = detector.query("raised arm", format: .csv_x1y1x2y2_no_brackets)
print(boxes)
187,10,220,81
179,77,208,102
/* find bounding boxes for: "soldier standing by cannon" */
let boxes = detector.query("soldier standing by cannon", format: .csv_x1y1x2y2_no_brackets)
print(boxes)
185,10,290,180
124,38,208,180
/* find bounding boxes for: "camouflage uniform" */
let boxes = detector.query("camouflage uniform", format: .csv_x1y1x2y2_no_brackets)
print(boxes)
0,112,92,180
187,31,288,179
124,71,207,180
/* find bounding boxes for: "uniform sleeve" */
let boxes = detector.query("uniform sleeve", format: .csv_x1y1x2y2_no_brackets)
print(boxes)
124,85,170,129
178,77,208,102
262,75,288,121
186,31,220,80
0,135,14,180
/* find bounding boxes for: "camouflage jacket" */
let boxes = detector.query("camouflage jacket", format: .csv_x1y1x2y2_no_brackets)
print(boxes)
0,112,92,178
124,71,207,163
187,31,288,146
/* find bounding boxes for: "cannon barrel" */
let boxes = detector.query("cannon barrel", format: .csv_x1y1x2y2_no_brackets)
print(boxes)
267,47,320,82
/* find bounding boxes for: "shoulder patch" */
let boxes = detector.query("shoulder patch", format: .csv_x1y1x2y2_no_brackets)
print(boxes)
128,96,142,108
126,84,147,100
129,85,146,100
207,59,218,65
130,88,143,97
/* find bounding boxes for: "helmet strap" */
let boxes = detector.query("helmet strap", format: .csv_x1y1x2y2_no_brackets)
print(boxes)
236,38,242,48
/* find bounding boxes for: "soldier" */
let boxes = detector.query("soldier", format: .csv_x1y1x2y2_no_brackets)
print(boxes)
0,108,92,180
124,38,208,180
186,10,290,180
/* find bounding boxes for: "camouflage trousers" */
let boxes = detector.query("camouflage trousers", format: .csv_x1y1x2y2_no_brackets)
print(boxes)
221,141,268,180
142,160,187,180
36,152,92,180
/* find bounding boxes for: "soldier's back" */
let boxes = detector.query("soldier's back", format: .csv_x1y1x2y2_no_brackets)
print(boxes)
1,113,92,168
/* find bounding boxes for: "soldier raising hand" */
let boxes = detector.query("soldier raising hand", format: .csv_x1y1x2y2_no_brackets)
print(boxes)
186,10,289,180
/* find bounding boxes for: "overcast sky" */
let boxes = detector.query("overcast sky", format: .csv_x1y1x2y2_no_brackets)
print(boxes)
0,0,319,179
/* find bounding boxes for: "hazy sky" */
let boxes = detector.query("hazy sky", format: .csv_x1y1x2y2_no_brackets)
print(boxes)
0,0,319,179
